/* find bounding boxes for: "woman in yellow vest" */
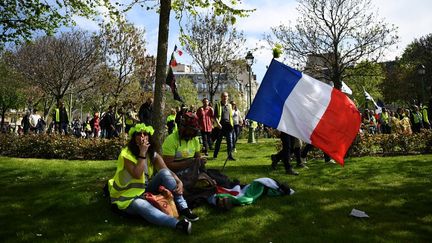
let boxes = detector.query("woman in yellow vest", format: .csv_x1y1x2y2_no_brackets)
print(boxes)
108,123,198,234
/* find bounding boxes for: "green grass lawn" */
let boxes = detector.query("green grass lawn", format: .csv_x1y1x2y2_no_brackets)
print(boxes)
1,138,431,242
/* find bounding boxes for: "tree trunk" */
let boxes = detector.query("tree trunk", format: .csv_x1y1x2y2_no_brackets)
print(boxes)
0,109,6,130
152,0,171,153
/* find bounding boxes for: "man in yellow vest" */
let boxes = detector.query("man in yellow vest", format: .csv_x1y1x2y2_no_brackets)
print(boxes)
213,92,235,161
421,103,430,129
380,107,391,134
411,105,423,133
53,101,69,135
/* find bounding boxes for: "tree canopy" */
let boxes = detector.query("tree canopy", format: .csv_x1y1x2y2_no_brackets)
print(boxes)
266,0,398,90
180,12,245,103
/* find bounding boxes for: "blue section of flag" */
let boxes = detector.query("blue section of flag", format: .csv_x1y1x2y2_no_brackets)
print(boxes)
246,59,302,128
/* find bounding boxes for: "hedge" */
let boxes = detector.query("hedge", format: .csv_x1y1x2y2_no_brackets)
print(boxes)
0,133,126,160
274,130,432,159
1,130,432,160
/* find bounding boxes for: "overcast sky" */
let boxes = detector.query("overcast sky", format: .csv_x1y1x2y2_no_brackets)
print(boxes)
74,0,432,83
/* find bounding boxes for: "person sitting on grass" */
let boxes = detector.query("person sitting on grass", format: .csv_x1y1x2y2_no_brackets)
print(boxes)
107,123,198,235
162,111,203,176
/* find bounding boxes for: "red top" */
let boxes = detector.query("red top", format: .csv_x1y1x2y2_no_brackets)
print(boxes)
93,116,100,130
197,106,214,132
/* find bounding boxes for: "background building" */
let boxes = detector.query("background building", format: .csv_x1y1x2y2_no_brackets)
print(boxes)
173,63,257,109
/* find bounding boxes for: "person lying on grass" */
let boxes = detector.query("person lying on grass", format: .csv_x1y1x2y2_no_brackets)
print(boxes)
107,123,198,234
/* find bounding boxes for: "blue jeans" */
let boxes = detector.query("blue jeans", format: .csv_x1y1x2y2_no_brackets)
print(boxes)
125,168,188,228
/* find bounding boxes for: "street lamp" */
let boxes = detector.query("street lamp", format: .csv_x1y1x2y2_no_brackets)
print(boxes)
245,51,255,143
418,64,426,103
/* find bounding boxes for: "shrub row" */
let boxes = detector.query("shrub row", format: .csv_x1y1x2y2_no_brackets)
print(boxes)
1,130,431,160
274,130,432,159
348,130,432,156
0,134,126,160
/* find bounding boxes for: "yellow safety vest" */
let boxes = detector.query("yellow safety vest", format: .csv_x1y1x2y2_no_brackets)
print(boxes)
125,111,137,125
216,102,233,126
381,112,389,123
108,147,154,209
166,114,176,123
422,106,429,123
55,108,60,122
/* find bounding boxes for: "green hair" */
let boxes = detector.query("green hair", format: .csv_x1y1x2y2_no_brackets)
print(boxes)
128,123,154,137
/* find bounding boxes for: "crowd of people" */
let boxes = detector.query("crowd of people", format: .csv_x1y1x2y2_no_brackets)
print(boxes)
3,93,431,235
360,103,430,135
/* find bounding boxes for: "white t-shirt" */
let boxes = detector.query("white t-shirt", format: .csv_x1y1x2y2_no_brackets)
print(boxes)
29,114,41,127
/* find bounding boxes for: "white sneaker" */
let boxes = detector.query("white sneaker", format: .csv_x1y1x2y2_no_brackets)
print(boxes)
300,157,307,164
326,159,336,164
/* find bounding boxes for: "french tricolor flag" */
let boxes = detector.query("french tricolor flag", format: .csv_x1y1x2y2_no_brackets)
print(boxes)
246,59,361,165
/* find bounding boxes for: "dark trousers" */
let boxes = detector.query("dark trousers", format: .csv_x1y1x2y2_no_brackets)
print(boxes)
301,143,331,162
213,124,233,158
201,131,212,153
56,122,68,135
273,133,293,171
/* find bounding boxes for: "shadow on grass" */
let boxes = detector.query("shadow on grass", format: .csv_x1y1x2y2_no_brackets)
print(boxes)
1,154,431,242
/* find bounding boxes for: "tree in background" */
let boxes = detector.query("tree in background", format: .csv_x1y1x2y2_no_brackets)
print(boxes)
3,0,252,152
265,0,398,90
114,0,252,152
98,20,148,109
180,12,245,104
0,52,26,129
345,61,384,109
0,0,119,45
380,61,413,107
399,34,432,104
12,30,103,117
165,77,199,113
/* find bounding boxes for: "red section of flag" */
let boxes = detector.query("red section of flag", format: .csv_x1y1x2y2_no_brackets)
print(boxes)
310,89,361,165
170,58,177,67
177,50,183,56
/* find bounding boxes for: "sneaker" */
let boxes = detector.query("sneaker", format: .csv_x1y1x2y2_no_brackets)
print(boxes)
180,208,199,222
227,156,236,161
300,157,307,164
176,219,192,235
233,148,237,153
296,163,308,169
286,168,299,175
325,159,337,164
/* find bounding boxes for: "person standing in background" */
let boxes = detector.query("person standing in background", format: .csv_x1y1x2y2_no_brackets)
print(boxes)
197,98,214,156
230,101,242,153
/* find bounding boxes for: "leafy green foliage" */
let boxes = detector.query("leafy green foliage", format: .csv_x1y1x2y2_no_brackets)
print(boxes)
165,76,200,112
345,61,385,108
0,0,105,45
348,130,432,156
399,33,432,104
0,134,126,160
0,52,26,127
